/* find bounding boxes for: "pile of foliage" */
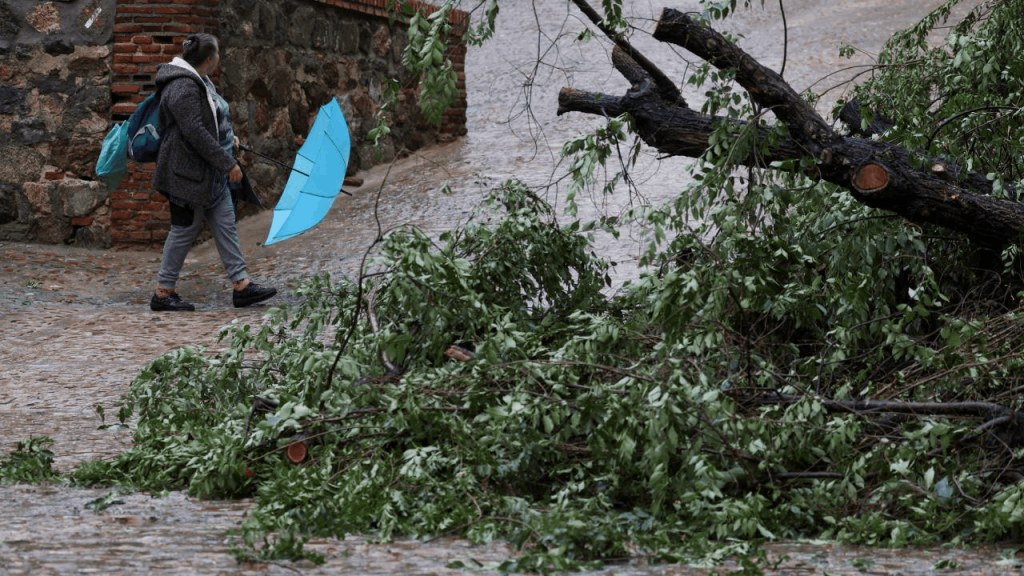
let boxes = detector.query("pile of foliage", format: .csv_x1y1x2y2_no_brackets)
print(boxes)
52,0,1024,570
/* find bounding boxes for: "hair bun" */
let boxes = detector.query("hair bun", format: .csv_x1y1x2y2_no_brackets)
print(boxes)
183,39,193,48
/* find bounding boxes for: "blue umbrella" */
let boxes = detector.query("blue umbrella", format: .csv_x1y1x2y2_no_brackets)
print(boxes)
264,97,352,245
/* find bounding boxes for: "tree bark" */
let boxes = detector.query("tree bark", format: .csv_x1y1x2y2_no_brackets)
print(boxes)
557,7,1024,247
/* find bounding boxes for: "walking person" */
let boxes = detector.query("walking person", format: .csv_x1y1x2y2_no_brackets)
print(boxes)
149,33,277,311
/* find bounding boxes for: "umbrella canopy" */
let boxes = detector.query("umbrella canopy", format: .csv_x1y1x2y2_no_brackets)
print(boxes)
265,97,351,245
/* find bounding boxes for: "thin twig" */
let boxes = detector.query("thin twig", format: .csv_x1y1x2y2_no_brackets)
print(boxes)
321,152,406,400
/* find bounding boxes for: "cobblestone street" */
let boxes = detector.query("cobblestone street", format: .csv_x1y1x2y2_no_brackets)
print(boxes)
2,143,1017,576
0,140,477,465
0,147,518,575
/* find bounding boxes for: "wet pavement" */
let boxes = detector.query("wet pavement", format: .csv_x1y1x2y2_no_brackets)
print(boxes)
3,148,1020,575
0,147,527,576
3,0,1014,573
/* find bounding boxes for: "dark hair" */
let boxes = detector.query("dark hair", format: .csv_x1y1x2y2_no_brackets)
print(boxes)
181,33,219,67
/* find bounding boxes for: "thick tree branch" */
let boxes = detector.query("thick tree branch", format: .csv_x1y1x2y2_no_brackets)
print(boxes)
555,6,1024,247
557,87,625,118
568,0,685,106
653,8,840,157
838,98,894,138
839,99,997,195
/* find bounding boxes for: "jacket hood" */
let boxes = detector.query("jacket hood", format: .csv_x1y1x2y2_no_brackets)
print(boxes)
155,57,218,126
155,57,205,88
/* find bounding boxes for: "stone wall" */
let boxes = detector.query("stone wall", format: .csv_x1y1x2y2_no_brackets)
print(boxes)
1,0,116,245
0,0,468,247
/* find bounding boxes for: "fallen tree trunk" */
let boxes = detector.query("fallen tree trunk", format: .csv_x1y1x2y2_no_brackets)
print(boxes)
557,6,1024,247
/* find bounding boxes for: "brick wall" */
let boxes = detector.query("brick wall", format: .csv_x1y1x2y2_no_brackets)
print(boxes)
108,0,219,244
111,1,219,120
107,0,469,246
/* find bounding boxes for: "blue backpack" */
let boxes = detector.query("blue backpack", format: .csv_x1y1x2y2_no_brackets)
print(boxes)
126,90,162,163
95,121,129,189
94,89,162,188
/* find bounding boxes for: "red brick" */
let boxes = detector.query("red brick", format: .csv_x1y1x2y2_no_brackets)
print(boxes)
71,217,93,226
111,211,133,220
45,171,64,180
132,35,153,44
130,231,152,240
112,84,141,93
153,6,191,14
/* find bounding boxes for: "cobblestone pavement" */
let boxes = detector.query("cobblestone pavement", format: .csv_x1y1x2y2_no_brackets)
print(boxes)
0,146,514,575
0,139,482,466
3,148,1016,576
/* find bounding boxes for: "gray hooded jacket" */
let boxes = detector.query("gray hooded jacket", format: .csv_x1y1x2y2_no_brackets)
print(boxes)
153,59,237,209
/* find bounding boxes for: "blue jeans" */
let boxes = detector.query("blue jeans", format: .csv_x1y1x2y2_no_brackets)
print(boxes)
157,183,248,290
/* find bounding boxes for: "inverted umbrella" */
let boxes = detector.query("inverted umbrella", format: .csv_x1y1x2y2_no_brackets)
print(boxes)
262,97,351,245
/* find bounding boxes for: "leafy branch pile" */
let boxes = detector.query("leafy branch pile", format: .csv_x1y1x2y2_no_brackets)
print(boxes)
0,437,59,485
59,0,1024,571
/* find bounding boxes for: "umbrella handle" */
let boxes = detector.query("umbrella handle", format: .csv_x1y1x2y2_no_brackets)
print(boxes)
239,144,353,196
238,144,290,170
